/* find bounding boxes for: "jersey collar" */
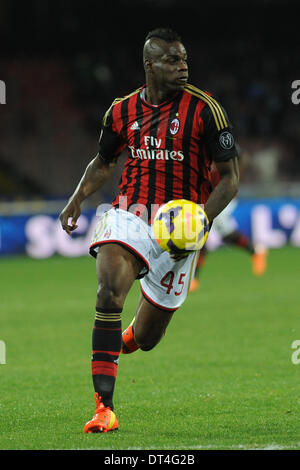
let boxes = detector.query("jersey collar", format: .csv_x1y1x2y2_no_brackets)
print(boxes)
139,84,181,109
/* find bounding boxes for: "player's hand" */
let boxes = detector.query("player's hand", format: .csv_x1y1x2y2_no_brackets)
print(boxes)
59,199,81,236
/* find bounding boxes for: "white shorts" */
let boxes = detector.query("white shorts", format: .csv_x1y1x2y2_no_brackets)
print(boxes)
90,208,199,311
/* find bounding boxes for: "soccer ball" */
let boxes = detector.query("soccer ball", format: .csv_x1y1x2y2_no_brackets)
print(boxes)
152,199,209,254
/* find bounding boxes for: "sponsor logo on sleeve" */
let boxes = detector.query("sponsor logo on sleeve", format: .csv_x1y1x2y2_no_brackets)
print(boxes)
219,131,234,150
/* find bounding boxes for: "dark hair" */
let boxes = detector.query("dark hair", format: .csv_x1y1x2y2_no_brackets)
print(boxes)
145,28,181,43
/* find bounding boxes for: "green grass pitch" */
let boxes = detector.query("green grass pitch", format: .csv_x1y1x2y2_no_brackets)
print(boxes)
1,246,299,450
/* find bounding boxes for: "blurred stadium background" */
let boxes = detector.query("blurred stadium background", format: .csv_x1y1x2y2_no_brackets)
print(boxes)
0,0,300,257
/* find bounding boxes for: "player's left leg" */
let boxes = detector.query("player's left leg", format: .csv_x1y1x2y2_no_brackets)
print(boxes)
121,294,143,354
122,294,175,354
122,250,199,354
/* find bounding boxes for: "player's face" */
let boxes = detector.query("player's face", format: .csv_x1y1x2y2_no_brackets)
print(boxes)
146,40,189,92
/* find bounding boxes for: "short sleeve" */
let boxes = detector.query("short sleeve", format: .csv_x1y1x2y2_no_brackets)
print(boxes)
98,105,126,162
202,99,238,162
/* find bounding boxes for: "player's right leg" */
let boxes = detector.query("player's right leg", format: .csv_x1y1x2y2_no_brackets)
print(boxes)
84,243,143,433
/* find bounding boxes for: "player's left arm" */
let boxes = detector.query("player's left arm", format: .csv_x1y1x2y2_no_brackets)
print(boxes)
201,98,240,222
204,156,239,222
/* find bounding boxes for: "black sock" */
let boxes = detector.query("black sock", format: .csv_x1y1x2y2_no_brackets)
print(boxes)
91,308,122,410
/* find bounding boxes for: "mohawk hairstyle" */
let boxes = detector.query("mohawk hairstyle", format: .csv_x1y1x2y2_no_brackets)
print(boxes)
145,28,181,43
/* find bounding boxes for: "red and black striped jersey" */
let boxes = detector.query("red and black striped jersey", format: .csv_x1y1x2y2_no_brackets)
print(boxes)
98,83,237,224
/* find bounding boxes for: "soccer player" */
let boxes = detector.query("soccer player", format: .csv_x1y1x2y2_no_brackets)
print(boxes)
59,28,239,433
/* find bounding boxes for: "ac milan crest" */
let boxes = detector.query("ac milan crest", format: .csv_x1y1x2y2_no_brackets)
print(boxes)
170,118,180,135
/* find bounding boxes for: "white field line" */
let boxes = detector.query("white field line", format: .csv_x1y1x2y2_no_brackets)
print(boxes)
120,442,300,451
77,442,300,451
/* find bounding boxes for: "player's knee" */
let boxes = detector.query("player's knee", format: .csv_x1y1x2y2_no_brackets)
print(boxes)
96,283,125,311
134,331,161,352
95,245,139,311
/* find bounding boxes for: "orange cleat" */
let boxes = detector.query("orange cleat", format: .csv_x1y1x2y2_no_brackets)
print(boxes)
189,277,200,293
83,393,118,433
252,245,267,276
121,322,139,354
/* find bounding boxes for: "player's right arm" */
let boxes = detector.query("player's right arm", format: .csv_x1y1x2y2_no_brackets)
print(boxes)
59,102,126,235
59,154,117,235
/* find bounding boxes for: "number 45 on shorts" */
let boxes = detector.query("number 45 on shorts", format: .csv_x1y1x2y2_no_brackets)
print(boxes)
160,271,186,296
